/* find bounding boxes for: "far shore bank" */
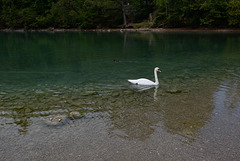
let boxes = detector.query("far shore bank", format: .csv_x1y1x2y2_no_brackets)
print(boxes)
1,28,240,33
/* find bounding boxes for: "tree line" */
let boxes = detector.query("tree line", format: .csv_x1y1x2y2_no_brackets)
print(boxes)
0,0,240,29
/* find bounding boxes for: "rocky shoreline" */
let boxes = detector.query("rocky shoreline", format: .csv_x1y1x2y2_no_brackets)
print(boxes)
1,27,240,33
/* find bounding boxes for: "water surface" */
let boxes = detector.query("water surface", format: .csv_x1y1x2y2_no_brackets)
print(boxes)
0,32,240,160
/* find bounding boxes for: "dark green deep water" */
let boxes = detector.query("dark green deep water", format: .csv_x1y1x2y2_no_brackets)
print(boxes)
0,32,240,160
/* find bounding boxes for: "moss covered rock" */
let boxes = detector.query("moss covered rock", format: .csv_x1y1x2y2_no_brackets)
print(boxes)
42,116,67,126
69,111,83,119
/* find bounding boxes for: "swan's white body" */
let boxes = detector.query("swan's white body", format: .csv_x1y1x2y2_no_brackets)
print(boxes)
128,67,161,86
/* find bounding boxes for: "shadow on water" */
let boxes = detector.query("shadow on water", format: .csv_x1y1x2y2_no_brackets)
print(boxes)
0,32,240,145
0,72,238,143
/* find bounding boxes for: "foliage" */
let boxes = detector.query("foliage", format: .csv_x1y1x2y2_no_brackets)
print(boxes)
228,0,240,26
154,0,231,27
0,0,239,29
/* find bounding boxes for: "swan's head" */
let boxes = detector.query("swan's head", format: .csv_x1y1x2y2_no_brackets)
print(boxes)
155,67,161,72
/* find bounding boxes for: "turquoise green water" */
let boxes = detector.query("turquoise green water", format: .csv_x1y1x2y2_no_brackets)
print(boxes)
0,32,240,160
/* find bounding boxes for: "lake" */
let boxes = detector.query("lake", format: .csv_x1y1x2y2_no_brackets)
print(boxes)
0,31,240,160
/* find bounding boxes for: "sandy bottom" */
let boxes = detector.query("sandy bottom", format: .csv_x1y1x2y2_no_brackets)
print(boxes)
1,115,240,161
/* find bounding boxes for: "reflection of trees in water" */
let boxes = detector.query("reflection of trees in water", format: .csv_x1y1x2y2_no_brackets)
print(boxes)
0,71,239,140
158,85,215,143
107,89,159,141
0,83,214,139
158,70,240,143
107,70,231,143
106,81,215,143
0,85,159,138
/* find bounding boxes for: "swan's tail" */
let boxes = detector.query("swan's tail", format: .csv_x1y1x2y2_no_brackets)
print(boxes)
128,79,138,84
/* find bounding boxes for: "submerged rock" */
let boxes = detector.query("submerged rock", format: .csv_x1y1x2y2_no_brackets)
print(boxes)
182,89,191,93
182,128,194,136
112,92,120,97
24,107,33,113
81,91,98,96
67,100,82,107
165,89,191,94
166,90,182,94
69,111,83,119
42,116,67,126
123,90,134,95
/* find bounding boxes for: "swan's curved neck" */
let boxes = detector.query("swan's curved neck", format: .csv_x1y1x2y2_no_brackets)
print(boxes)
154,69,159,85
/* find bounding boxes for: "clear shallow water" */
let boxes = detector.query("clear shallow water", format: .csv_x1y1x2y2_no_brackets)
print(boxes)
0,32,240,160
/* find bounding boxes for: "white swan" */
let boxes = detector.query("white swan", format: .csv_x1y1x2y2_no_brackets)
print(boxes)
128,67,161,85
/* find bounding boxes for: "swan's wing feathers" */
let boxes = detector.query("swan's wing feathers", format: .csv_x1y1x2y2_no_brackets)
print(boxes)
137,78,155,85
128,78,155,85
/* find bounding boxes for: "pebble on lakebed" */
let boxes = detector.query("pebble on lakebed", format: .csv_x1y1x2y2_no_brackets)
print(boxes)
111,92,120,97
69,111,83,119
165,89,191,94
81,91,98,96
123,90,134,94
42,116,67,126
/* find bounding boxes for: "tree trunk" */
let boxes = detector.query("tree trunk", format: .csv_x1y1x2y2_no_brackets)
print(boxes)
121,0,127,28
166,4,168,17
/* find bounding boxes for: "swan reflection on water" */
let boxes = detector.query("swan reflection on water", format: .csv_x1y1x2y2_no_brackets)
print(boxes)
130,84,159,101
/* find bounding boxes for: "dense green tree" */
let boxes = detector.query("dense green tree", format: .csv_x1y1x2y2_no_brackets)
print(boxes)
199,0,228,26
228,0,240,26
155,0,185,27
0,0,239,29
0,0,4,28
130,0,155,23
44,0,123,28
154,0,234,28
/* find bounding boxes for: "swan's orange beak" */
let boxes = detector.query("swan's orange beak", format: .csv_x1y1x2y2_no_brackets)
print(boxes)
158,69,161,72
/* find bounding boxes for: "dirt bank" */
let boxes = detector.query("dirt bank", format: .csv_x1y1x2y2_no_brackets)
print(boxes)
1,28,240,33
